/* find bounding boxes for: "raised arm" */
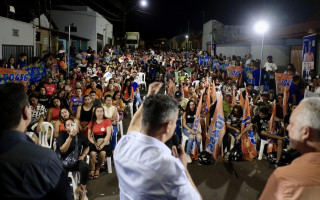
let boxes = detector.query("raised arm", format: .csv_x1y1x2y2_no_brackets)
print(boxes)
127,82,163,133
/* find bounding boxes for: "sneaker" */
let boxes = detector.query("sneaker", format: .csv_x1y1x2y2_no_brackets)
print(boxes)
282,137,290,145
187,155,192,163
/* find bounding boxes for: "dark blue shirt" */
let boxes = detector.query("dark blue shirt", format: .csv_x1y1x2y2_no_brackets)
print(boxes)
18,60,27,69
252,68,266,87
289,83,303,104
131,82,139,92
0,130,70,200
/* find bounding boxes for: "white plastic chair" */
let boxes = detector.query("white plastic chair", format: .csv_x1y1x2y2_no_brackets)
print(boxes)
39,122,54,148
129,102,134,118
68,171,80,200
137,72,147,91
31,122,54,149
68,155,89,200
258,139,268,160
181,115,203,152
117,113,124,139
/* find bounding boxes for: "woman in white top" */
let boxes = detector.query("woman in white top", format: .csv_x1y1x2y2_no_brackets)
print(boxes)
103,94,118,151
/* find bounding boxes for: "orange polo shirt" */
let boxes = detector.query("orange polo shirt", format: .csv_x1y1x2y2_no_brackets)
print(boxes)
260,152,320,200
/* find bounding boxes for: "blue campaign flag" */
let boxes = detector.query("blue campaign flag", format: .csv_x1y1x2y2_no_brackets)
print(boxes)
24,62,47,86
204,56,210,65
199,56,204,66
212,61,218,69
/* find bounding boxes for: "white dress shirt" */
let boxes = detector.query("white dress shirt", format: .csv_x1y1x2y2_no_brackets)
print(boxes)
114,131,200,200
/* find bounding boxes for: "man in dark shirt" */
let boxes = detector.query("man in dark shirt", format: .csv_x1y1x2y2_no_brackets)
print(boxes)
242,83,259,100
289,75,303,105
0,82,70,200
238,106,287,164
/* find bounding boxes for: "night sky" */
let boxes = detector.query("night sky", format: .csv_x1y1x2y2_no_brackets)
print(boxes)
124,0,320,39
4,0,320,39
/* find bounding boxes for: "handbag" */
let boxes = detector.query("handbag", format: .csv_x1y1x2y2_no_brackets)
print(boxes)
62,135,79,169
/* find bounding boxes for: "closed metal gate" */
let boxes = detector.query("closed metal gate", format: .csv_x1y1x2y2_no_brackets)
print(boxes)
2,45,34,64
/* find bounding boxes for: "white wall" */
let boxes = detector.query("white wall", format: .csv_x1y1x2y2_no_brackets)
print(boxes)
251,39,290,72
202,20,212,50
216,43,251,58
0,16,35,59
51,9,97,50
96,13,113,45
51,7,113,51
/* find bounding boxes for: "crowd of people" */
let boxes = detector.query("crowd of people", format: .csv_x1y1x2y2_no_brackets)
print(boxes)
1,45,320,200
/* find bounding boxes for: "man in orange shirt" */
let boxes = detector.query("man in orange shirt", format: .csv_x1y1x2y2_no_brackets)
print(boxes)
85,81,103,99
260,97,320,200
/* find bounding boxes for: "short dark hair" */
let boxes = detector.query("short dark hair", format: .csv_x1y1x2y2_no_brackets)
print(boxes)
104,94,112,101
259,106,269,115
29,93,39,100
90,90,97,95
293,75,301,82
0,83,29,130
142,94,179,130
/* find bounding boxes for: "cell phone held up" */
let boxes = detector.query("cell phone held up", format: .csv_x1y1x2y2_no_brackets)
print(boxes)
70,122,76,132
171,134,181,154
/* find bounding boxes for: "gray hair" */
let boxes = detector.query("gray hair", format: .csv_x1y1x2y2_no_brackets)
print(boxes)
142,94,179,130
296,98,320,139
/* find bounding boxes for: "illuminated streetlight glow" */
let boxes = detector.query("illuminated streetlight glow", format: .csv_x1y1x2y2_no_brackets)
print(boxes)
141,0,147,7
186,35,189,38
254,21,268,34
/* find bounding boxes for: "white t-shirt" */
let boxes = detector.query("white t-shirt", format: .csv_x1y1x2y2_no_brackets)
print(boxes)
75,53,82,65
264,62,277,79
103,72,114,82
114,131,200,200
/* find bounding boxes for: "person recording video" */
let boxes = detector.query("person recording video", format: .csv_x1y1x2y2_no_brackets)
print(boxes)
114,82,202,199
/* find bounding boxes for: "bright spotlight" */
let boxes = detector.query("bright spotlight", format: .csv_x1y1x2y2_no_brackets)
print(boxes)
186,35,189,39
141,0,147,7
254,21,268,34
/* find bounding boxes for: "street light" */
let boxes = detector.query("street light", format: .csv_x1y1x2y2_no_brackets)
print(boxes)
141,0,147,7
123,0,148,47
186,35,189,51
254,21,268,90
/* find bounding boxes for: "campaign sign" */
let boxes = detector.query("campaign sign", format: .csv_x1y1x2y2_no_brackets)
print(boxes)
275,73,294,94
0,68,30,88
302,34,316,78
226,66,243,84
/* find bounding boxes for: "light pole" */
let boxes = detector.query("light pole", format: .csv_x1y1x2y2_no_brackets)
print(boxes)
186,35,189,51
254,21,268,90
123,0,147,47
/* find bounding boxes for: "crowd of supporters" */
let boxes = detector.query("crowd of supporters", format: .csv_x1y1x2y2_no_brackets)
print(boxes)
2,46,320,199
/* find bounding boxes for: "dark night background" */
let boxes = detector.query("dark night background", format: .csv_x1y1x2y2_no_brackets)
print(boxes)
2,0,320,39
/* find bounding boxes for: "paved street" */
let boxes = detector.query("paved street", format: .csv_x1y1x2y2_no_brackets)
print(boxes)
86,88,274,200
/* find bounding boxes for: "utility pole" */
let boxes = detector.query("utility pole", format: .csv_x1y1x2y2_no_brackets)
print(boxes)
49,0,51,53
187,19,189,51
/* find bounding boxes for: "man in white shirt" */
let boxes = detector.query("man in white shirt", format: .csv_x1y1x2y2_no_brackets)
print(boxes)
245,54,252,66
264,56,277,90
75,50,82,66
114,82,202,200
103,67,114,83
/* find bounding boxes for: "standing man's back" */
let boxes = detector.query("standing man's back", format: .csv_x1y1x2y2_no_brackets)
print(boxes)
0,82,70,200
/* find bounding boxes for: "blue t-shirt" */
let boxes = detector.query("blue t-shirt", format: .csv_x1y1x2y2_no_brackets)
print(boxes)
131,82,139,92
288,83,303,104
18,60,27,69
252,69,266,87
